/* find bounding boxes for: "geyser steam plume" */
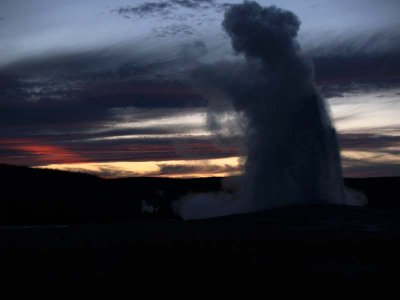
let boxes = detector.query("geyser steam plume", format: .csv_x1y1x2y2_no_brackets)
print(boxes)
173,1,357,220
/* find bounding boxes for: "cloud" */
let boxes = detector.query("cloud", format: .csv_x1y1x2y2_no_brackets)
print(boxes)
0,138,85,165
114,2,173,18
153,24,195,37
112,0,232,38
308,26,400,95
36,156,242,178
157,162,240,176
0,38,216,167
342,157,400,178
0,48,220,166
0,41,235,167
0,135,240,166
60,165,142,179
338,132,400,177
338,133,400,152
0,54,205,128
179,40,208,60
113,0,229,19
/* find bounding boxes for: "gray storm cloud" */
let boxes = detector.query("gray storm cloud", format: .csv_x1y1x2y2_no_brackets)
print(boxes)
173,1,360,220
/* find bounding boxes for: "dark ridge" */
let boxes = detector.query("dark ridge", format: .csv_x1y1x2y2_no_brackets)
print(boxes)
0,164,398,225
0,164,221,225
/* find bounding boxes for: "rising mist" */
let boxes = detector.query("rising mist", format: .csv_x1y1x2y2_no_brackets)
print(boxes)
173,1,360,220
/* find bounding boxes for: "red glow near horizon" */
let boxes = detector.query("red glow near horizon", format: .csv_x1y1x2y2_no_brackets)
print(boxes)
0,138,85,165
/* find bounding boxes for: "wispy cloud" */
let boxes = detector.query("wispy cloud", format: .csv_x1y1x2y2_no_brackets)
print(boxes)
38,156,242,178
113,0,230,19
0,138,85,165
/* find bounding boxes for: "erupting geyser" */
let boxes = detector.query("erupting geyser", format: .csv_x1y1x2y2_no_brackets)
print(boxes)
173,1,358,220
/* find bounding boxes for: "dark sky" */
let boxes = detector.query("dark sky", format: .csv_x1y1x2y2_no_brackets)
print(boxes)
1,0,400,178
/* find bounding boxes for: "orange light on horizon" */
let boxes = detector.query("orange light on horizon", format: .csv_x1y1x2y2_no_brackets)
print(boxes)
36,156,244,179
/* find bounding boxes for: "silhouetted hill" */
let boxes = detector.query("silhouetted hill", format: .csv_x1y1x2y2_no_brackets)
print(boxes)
0,164,221,224
0,164,399,224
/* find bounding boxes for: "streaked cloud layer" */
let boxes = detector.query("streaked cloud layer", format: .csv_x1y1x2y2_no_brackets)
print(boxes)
38,156,242,178
1,0,399,177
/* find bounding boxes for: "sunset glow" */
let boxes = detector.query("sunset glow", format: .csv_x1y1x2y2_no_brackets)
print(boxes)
38,156,243,178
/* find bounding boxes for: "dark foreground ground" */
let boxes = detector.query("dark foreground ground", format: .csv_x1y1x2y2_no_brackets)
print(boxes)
1,165,400,296
2,205,400,296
